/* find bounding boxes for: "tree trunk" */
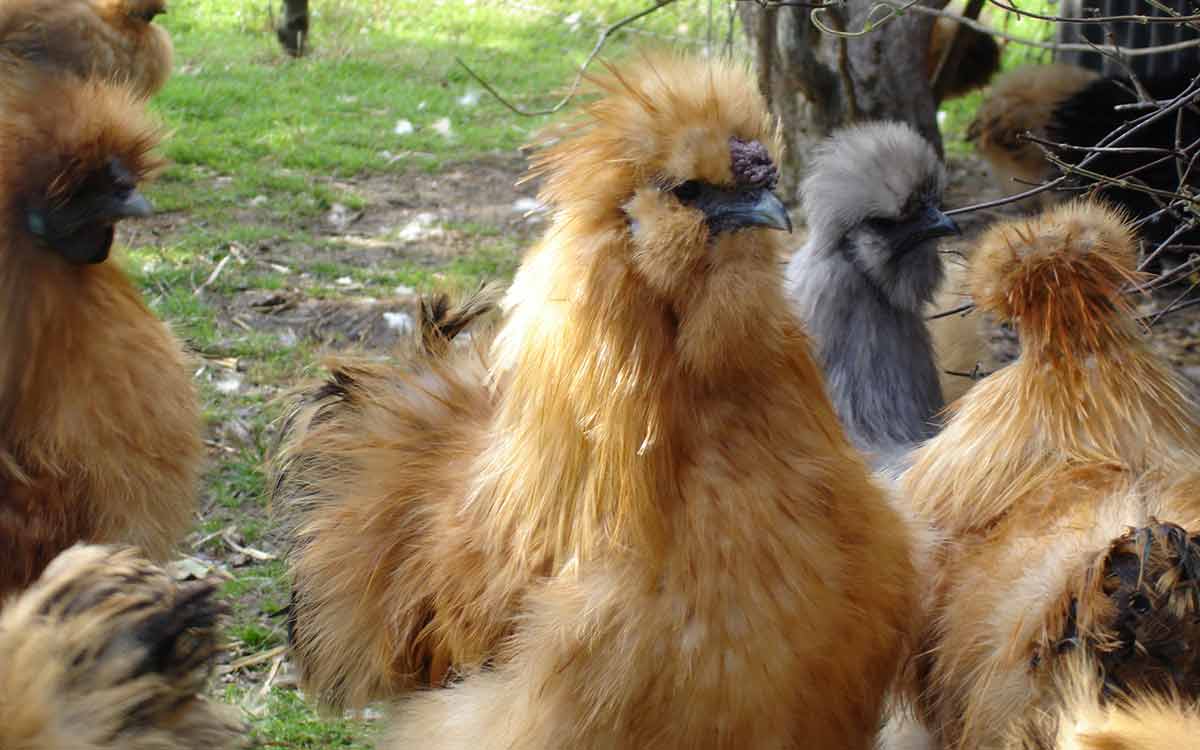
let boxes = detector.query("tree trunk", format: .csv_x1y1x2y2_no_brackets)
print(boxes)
741,2,943,203
277,0,310,57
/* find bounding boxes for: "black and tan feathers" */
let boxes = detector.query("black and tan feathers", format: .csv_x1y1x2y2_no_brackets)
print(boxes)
1046,69,1199,260
0,71,201,596
1013,519,1200,749
278,52,917,750
418,281,503,356
967,64,1099,203
926,16,1002,102
899,201,1200,749
0,0,173,98
0,544,244,750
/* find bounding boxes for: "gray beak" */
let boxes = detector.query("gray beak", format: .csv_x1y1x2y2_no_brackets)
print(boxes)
703,187,793,235
891,204,959,254
923,206,960,239
910,205,960,243
112,190,154,220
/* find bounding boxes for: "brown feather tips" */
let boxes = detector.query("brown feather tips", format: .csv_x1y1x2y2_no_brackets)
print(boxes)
1049,522,1200,702
969,200,1141,353
729,137,777,191
418,281,504,356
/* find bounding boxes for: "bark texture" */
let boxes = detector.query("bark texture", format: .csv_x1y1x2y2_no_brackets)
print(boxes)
741,1,944,202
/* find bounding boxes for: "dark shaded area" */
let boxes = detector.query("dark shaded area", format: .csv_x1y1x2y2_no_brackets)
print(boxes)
276,0,310,57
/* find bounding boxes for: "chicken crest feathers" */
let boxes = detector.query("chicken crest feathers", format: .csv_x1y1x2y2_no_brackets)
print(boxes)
906,201,1199,537
969,200,1141,356
800,121,945,252
525,51,783,218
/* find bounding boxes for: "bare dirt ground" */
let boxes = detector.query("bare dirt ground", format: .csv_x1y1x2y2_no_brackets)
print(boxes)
240,149,1200,387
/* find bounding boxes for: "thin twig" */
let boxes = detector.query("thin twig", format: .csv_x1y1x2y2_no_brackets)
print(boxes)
904,4,1200,54
456,0,681,117
194,252,233,296
927,302,976,320
986,0,1200,25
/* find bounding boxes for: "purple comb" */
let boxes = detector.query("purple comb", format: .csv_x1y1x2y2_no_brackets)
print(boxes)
729,137,778,191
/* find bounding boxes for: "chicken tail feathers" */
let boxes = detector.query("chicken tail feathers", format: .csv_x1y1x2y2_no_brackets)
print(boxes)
270,286,498,711
419,281,504,355
969,200,1143,357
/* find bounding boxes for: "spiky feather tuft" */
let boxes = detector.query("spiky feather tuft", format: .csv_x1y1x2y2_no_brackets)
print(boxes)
969,200,1142,356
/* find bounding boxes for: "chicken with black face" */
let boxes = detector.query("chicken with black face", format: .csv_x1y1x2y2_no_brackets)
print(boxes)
0,70,202,597
26,157,155,265
786,122,959,470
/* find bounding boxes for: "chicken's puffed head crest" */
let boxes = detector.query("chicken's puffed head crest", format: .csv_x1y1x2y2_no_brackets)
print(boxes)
802,122,947,244
527,52,791,297
970,200,1141,354
798,122,957,312
0,70,165,265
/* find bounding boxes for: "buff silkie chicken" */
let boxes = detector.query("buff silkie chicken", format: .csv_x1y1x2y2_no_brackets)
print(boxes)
275,52,919,749
896,200,1200,750
0,0,173,98
0,544,245,750
0,68,202,597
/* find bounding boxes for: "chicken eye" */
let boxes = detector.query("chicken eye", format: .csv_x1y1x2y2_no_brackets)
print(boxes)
865,217,899,232
671,180,703,203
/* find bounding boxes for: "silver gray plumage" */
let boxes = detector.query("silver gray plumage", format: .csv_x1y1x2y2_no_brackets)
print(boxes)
786,122,954,470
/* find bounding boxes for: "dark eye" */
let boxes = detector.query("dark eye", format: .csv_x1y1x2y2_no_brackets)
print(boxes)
865,217,899,232
671,180,703,203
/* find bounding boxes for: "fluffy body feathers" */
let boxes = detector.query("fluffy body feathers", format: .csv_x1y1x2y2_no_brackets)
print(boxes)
786,122,954,469
0,72,202,596
0,0,172,98
276,53,918,748
967,64,1100,204
0,544,244,750
899,201,1200,749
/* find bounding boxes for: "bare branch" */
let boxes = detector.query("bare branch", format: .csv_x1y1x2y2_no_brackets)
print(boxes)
985,0,1200,25
901,5,1200,54
455,0,682,118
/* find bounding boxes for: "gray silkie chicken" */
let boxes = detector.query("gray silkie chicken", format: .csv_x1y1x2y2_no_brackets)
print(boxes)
786,122,960,471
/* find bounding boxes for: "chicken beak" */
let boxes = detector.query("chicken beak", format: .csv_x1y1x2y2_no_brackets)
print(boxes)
111,190,155,220
704,188,793,235
912,205,960,243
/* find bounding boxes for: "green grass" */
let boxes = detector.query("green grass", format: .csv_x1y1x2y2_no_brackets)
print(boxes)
939,0,1058,150
134,2,1063,745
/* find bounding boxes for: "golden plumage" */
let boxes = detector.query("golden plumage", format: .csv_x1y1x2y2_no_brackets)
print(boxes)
0,544,244,750
899,201,1200,749
0,0,173,98
0,71,202,597
276,52,918,748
